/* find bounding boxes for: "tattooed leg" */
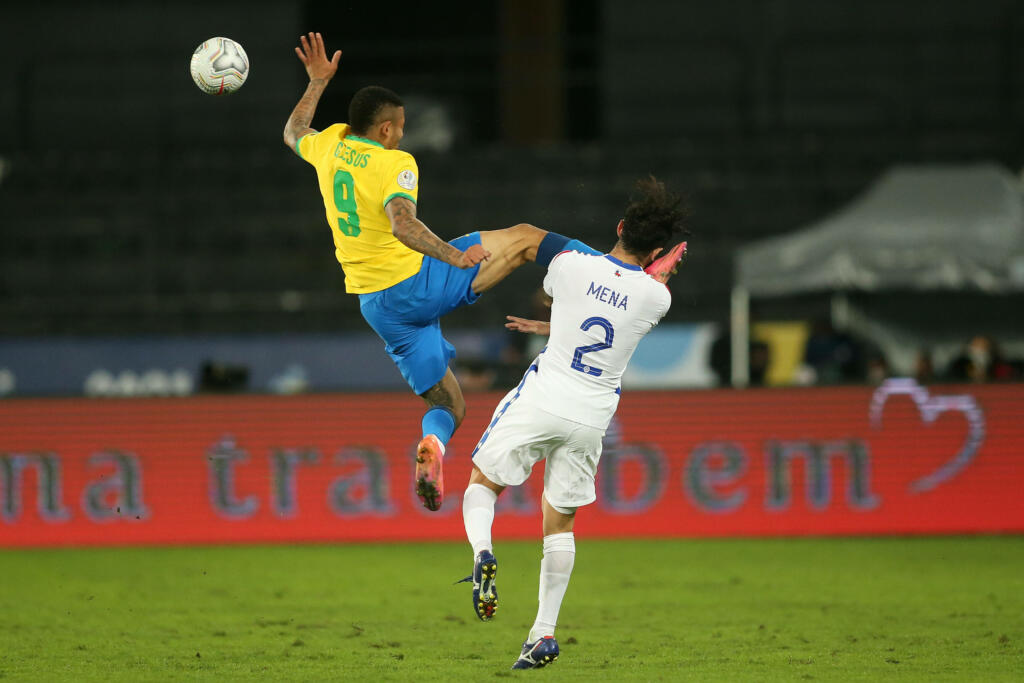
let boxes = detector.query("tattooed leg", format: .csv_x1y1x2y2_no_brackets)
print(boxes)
472,223,547,294
415,368,465,511
420,368,466,428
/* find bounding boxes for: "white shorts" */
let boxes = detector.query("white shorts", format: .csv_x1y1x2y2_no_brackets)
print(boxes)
471,385,605,511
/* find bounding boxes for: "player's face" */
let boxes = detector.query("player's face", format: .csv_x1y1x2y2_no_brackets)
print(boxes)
384,107,406,150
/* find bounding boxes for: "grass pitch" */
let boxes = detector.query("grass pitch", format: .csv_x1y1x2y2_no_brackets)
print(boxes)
1,537,1022,681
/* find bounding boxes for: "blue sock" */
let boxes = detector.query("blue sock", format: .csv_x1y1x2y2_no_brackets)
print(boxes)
536,232,600,266
422,406,457,446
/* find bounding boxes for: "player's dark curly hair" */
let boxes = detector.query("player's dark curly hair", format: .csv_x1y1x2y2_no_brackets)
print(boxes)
620,175,689,257
349,86,404,135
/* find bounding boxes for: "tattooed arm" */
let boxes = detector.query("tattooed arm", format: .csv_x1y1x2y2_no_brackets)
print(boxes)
283,32,341,150
385,197,490,269
283,79,328,148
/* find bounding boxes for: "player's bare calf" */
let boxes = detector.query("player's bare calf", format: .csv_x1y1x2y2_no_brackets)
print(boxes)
471,223,547,294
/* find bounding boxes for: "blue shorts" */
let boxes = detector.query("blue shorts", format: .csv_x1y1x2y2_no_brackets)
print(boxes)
358,232,483,395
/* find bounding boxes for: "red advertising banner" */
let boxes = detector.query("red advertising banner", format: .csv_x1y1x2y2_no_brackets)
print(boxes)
1,379,1022,547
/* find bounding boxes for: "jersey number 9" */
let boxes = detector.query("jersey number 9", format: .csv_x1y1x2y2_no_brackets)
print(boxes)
333,170,362,237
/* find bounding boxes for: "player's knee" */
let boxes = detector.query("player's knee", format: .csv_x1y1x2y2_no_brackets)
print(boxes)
550,502,576,516
511,222,542,237
509,223,545,262
543,514,575,536
512,222,544,242
541,494,577,534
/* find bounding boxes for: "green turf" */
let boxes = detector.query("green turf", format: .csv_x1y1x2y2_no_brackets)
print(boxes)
1,537,1022,681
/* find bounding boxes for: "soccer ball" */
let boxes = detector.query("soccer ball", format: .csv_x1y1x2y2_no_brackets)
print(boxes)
190,37,249,95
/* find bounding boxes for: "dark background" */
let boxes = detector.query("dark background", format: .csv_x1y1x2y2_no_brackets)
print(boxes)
1,0,1023,336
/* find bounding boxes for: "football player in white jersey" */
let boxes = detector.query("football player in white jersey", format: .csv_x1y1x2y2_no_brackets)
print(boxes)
458,177,688,669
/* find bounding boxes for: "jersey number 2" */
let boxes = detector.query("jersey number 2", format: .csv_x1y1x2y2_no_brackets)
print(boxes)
571,316,614,376
333,170,362,237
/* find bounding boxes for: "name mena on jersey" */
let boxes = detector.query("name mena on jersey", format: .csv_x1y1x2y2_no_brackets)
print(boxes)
586,282,629,310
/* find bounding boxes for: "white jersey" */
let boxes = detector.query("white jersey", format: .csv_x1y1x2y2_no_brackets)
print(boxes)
522,251,671,429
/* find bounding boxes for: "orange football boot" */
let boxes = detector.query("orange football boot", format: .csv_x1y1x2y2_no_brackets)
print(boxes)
415,434,445,511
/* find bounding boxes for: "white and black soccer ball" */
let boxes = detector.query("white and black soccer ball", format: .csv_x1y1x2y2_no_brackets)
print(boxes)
190,37,249,95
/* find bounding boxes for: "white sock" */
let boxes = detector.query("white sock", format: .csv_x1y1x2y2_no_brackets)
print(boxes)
462,483,497,558
528,532,575,642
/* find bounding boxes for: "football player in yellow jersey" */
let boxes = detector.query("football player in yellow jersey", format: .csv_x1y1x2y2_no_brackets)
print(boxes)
283,33,607,512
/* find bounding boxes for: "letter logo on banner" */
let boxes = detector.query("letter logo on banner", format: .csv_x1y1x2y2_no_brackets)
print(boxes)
329,447,395,517
685,442,747,513
765,440,879,510
1,452,70,523
0,383,1018,547
207,435,259,519
598,420,667,513
271,448,320,517
869,378,985,493
82,451,149,522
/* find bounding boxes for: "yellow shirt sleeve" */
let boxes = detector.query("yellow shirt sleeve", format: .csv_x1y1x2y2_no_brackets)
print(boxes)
380,153,420,208
295,123,349,165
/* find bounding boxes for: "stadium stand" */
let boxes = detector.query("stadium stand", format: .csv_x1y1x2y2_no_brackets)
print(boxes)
1,0,1023,336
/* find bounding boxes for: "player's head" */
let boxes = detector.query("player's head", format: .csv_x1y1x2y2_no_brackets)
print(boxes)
349,86,405,149
616,175,688,266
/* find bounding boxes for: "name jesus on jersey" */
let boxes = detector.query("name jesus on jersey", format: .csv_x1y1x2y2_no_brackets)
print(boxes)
333,142,370,168
586,281,629,310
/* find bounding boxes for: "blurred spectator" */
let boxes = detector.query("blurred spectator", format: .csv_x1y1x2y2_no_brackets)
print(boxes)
454,358,498,393
268,364,310,395
946,336,1019,382
802,319,865,384
0,368,15,397
709,327,771,387
494,288,553,388
496,329,530,389
913,349,935,384
457,289,555,392
199,361,249,393
749,340,771,386
865,352,891,385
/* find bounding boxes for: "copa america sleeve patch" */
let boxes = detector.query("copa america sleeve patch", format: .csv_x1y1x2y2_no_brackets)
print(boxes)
397,169,417,190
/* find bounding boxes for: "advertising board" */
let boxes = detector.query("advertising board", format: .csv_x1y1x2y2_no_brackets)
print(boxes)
1,379,1020,546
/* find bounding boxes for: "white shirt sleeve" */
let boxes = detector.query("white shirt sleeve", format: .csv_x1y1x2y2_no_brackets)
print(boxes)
542,250,573,297
652,286,672,325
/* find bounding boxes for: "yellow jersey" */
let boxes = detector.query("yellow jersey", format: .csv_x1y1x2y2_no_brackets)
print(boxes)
296,123,423,294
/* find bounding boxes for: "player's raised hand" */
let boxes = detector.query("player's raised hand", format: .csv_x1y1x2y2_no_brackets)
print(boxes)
457,243,491,269
505,316,551,336
295,32,341,82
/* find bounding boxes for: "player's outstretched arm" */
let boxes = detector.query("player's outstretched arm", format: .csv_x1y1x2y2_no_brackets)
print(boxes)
505,316,551,336
283,32,342,150
386,197,490,269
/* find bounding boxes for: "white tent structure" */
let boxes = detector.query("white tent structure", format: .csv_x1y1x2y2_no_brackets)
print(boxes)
731,163,1024,385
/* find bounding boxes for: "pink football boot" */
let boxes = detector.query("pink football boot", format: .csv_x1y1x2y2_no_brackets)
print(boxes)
645,241,687,283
